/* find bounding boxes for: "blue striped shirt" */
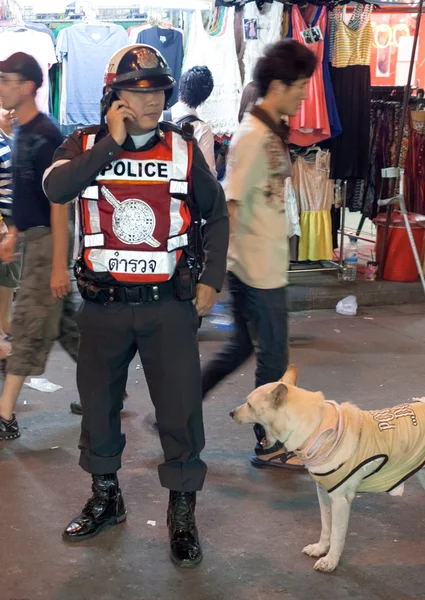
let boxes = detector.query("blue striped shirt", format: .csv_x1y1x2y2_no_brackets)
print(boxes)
0,132,12,217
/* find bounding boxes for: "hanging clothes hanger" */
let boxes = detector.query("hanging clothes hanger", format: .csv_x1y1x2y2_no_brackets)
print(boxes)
146,7,174,28
80,0,105,26
4,0,26,29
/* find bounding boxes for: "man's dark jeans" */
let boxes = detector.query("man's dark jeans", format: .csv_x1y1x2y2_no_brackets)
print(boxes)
202,273,289,406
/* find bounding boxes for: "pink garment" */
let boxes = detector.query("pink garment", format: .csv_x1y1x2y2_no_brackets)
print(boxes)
289,6,330,147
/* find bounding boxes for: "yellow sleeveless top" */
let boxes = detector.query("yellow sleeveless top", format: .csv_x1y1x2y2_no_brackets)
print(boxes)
332,5,373,68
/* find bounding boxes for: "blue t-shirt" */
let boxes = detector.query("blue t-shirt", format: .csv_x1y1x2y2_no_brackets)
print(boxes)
136,27,183,107
57,23,129,126
12,113,63,232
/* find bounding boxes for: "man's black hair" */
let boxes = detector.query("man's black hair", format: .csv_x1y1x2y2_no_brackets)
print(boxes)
253,40,317,98
179,66,214,109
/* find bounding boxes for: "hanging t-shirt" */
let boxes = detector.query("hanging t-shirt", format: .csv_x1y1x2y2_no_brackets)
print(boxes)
242,1,283,86
0,28,56,114
183,9,242,136
136,26,183,107
24,22,55,44
56,23,129,126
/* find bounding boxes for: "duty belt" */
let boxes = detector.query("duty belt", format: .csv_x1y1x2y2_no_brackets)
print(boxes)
77,278,174,304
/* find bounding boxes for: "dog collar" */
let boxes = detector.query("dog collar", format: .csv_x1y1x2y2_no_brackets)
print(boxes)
296,401,344,468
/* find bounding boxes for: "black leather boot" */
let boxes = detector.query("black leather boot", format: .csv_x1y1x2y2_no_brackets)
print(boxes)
62,474,126,542
167,491,202,568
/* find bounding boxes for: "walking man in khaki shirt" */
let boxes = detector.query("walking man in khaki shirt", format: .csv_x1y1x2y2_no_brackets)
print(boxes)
202,40,317,469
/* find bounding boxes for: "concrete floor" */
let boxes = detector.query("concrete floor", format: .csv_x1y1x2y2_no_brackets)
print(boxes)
2,304,425,600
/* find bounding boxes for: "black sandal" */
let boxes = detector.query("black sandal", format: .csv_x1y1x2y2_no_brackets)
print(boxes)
250,447,306,471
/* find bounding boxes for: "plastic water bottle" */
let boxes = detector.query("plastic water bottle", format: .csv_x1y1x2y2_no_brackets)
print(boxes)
343,236,358,282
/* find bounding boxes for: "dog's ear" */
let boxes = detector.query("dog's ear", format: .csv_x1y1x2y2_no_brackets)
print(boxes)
271,383,288,407
280,365,298,386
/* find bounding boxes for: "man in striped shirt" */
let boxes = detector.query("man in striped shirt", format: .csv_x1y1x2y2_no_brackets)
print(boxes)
0,108,13,217
0,106,20,342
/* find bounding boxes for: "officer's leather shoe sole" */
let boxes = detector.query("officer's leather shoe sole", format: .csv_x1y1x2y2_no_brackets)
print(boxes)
62,512,127,542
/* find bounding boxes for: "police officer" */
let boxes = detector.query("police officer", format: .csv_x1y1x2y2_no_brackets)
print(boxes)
43,45,229,567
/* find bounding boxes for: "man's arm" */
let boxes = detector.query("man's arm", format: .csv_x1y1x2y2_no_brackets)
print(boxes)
44,99,137,205
50,202,71,299
0,225,18,264
34,134,73,299
197,125,217,178
43,132,122,205
191,142,229,293
224,130,258,207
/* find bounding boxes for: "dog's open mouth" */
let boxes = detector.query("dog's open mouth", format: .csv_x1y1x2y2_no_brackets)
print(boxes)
254,423,281,451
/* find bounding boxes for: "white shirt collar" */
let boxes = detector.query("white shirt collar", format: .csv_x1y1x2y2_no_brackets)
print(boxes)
171,102,199,120
130,130,156,149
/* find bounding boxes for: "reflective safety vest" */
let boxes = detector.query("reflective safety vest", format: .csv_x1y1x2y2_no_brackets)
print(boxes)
78,129,193,283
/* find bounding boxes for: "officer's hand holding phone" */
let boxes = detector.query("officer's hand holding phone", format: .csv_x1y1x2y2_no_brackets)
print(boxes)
106,98,138,147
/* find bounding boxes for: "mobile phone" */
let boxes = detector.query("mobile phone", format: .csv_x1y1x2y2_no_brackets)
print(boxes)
100,90,120,119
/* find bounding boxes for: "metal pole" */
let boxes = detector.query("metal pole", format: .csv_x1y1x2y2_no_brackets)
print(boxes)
378,0,424,279
339,180,347,270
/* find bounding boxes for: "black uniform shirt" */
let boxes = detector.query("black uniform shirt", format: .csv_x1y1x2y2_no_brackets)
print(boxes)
44,124,229,291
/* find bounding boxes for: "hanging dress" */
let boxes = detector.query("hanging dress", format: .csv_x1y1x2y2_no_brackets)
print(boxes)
293,151,334,262
329,5,373,180
288,6,330,147
322,9,342,139
242,1,284,86
183,9,242,137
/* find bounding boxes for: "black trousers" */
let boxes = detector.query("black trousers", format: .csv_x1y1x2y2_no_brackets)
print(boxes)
202,271,289,398
76,294,206,492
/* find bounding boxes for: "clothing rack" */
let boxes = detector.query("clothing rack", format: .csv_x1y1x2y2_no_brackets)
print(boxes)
355,87,421,240
377,0,425,279
214,0,378,8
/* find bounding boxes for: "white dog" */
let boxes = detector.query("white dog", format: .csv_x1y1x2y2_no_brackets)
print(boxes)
230,366,425,572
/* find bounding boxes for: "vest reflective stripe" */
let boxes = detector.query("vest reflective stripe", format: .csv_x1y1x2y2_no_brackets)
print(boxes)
170,180,189,196
169,197,185,238
82,185,99,200
167,233,188,252
85,199,102,235
168,132,191,239
171,131,189,180
73,199,81,260
84,134,96,151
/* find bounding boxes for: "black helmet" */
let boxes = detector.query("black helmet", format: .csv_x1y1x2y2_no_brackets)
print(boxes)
104,44,175,106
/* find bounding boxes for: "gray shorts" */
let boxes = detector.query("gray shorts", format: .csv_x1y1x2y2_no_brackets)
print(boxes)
8,228,67,377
